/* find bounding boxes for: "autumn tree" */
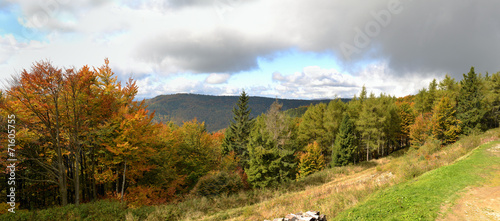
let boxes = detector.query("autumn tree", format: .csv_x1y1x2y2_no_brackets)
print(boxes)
431,97,461,144
4,61,70,205
297,141,325,179
396,101,415,147
409,113,432,147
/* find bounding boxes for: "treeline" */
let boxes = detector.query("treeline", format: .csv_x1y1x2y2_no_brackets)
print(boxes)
221,67,500,188
0,60,228,209
1,62,499,210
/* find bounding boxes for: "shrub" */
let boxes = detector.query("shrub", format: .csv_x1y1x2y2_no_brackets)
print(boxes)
191,171,243,197
126,186,168,208
297,141,325,179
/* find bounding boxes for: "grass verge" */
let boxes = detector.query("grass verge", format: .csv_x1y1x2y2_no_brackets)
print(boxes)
334,140,500,220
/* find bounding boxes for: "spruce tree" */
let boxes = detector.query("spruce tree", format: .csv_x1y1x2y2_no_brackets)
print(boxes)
484,72,500,128
457,67,485,134
332,113,356,166
222,90,253,167
246,101,297,188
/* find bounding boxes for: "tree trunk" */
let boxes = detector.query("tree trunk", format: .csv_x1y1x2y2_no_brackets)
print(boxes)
121,160,127,202
366,138,370,162
55,96,68,206
91,146,97,201
75,147,80,206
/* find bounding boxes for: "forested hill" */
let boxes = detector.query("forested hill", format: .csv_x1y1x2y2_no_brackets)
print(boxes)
145,93,346,132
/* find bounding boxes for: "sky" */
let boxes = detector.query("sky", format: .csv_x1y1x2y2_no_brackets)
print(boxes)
1,0,500,100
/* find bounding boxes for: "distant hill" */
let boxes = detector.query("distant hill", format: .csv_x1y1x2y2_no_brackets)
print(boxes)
145,93,348,132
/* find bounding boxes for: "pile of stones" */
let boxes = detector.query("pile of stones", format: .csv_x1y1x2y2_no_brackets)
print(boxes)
264,211,327,221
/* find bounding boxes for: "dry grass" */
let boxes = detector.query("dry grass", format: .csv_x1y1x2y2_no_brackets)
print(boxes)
200,164,396,220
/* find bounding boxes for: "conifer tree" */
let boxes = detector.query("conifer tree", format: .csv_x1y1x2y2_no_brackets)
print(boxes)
397,101,415,147
431,96,461,144
484,72,500,128
438,74,459,103
332,113,356,166
356,93,379,161
324,99,346,151
297,103,327,153
245,108,296,188
457,67,485,134
426,79,438,111
222,90,254,167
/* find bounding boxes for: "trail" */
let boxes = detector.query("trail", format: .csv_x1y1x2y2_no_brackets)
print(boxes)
438,144,500,221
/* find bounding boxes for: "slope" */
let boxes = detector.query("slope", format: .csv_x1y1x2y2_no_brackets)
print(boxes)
144,93,344,132
335,140,500,220
194,129,499,220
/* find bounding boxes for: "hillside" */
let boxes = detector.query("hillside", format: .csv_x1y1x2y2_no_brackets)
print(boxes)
145,93,346,132
3,129,497,221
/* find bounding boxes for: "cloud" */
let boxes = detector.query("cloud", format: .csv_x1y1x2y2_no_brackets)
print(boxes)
3,0,500,99
272,64,435,99
134,27,288,74
134,74,242,99
205,73,231,84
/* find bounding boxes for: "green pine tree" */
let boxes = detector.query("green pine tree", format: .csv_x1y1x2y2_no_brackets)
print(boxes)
222,90,254,168
484,72,500,128
246,102,297,188
332,113,356,166
457,67,485,134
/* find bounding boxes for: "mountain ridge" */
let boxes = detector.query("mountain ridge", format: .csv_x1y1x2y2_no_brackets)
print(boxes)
145,93,349,132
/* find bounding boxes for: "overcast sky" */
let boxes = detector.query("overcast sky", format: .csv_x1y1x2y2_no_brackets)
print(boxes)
1,0,500,100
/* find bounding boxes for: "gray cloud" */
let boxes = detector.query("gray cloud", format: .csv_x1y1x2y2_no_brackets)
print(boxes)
291,0,500,78
131,0,500,80
371,0,500,77
135,28,289,74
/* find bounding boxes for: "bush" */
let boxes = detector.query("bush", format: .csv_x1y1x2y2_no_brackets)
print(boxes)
191,171,243,197
297,141,325,179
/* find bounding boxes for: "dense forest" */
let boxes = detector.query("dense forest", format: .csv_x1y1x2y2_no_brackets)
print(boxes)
145,93,336,132
1,60,499,211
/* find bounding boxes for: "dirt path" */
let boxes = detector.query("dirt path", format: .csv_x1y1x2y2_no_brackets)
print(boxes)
438,145,500,221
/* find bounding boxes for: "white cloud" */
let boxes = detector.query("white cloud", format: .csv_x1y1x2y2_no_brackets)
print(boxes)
272,62,436,99
205,73,231,84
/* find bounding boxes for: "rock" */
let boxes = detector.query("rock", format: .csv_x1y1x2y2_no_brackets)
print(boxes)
270,211,326,221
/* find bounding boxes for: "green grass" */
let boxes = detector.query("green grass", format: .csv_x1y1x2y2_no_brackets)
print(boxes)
334,141,500,220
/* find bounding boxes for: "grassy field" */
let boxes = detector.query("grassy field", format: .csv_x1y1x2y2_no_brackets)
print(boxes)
1,128,498,221
334,140,500,220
